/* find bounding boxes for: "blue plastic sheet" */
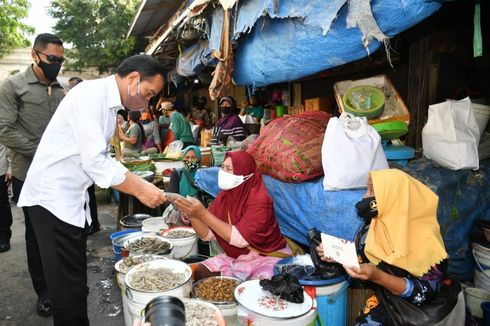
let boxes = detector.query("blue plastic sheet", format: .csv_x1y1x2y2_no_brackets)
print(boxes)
195,167,365,244
398,159,490,281
207,0,442,86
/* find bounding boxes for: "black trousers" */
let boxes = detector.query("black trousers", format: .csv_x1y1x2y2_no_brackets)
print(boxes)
12,177,48,298
27,205,89,326
87,184,99,227
0,174,12,243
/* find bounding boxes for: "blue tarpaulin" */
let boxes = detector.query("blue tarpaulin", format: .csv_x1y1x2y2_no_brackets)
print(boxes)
207,0,442,86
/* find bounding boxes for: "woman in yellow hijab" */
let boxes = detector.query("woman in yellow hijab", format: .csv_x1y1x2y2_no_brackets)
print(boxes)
318,169,463,326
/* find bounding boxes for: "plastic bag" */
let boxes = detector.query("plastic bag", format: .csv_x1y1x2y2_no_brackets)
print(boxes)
165,140,184,159
259,274,304,303
422,97,480,170
322,112,388,190
308,228,346,279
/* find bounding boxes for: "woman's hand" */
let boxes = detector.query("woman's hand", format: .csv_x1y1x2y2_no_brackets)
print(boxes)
316,243,336,263
118,130,125,140
343,263,380,281
173,197,207,220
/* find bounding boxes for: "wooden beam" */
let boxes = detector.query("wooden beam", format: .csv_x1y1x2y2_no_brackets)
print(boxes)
406,28,432,154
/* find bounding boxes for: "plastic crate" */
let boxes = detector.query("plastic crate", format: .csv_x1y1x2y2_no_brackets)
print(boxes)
334,74,410,125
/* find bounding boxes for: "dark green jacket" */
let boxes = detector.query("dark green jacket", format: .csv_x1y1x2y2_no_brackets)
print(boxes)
0,66,64,180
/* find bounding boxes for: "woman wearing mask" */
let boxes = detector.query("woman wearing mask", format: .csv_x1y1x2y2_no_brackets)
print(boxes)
165,146,202,226
318,169,463,326
216,96,248,142
119,110,145,154
173,151,301,281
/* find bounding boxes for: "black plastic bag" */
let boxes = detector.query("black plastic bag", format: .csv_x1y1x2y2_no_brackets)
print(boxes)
259,274,304,303
308,228,346,279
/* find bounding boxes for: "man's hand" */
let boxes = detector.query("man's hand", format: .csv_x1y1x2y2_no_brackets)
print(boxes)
133,182,166,208
4,172,11,186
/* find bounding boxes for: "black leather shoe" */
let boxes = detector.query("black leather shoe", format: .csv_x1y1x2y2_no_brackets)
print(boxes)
87,223,101,236
0,242,10,253
36,297,52,317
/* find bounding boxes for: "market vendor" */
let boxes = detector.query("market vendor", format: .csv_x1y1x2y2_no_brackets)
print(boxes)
245,95,264,123
216,96,248,142
318,169,464,326
119,110,145,154
173,151,301,281
160,101,195,148
165,145,202,226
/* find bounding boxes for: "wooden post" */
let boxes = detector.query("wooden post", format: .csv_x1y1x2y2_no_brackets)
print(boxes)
406,29,432,154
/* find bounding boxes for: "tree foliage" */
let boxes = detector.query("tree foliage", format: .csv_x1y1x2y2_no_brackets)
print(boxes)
49,0,140,74
0,0,34,58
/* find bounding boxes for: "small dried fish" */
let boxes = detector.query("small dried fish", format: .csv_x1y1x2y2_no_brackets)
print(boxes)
185,302,218,326
129,267,186,292
164,230,194,239
126,237,171,254
195,278,238,302
118,255,165,274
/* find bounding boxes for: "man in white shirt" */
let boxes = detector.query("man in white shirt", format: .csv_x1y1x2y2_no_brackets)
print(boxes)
18,55,168,326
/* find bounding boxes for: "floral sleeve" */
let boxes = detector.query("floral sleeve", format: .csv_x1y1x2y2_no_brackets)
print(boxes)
404,263,446,306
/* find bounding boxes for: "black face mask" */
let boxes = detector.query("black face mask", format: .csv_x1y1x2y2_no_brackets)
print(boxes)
355,196,378,221
37,59,61,81
220,106,232,114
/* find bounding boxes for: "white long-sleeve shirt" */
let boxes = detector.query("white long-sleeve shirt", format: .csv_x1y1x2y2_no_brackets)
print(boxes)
18,75,128,227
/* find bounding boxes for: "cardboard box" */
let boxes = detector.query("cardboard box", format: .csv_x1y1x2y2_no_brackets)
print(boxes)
287,105,305,116
334,74,410,125
304,97,334,113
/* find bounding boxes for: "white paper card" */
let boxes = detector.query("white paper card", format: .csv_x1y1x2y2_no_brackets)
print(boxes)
321,233,360,268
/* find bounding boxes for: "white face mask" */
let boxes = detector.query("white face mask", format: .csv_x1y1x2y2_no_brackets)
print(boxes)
218,169,253,190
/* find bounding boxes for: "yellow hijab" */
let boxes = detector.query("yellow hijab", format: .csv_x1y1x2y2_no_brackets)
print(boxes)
365,169,447,277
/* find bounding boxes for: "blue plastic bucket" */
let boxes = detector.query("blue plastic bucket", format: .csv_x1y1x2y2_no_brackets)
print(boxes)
315,281,349,326
110,229,138,261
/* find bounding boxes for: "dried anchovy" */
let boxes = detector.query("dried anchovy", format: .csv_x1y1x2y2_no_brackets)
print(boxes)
119,255,164,274
195,278,238,302
127,237,171,254
129,267,185,291
185,302,218,326
164,230,195,238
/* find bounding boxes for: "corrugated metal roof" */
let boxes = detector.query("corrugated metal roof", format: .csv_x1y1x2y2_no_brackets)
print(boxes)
127,0,185,38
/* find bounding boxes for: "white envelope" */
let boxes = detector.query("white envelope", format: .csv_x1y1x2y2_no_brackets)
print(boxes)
321,233,360,269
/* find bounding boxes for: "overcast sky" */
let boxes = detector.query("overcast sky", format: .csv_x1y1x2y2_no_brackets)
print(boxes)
24,0,56,44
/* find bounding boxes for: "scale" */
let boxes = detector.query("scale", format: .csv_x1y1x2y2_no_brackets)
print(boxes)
372,121,415,166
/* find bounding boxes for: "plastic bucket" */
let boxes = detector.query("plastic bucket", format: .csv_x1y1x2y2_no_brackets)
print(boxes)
238,302,317,326
141,217,168,233
464,287,490,319
482,301,490,326
473,103,490,136
160,227,198,259
125,259,193,326
315,281,349,326
110,230,139,261
472,242,490,290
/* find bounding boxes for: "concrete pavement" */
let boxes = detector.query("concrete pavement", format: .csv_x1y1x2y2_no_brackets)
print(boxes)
0,201,125,326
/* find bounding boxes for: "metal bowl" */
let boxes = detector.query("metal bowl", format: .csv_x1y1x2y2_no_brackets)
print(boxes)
120,214,152,228
191,276,242,305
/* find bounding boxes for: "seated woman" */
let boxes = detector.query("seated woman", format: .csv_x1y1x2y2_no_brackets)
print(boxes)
216,96,248,142
119,110,145,154
140,106,162,153
318,169,463,326
165,146,202,226
173,151,301,281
